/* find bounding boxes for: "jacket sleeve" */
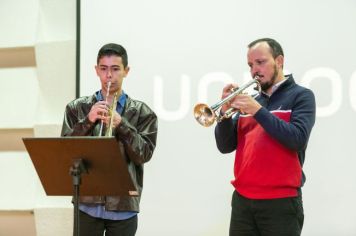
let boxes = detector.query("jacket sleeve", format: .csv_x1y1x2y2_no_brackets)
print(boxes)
60,103,95,137
254,88,316,151
114,104,158,165
214,115,238,154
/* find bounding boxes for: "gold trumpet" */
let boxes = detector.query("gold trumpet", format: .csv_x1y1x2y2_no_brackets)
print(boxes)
104,91,118,136
99,82,119,137
193,77,261,127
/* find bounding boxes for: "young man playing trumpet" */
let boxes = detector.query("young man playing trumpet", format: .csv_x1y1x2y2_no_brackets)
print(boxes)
61,43,158,236
215,38,316,236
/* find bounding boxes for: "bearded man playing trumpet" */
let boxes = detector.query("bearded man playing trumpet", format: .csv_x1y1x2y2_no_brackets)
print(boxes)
61,43,158,236
214,38,316,236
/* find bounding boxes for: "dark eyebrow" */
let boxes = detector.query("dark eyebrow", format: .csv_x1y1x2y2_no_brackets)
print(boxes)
99,65,120,68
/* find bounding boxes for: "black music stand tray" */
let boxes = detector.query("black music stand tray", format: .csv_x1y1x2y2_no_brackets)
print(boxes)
22,137,138,236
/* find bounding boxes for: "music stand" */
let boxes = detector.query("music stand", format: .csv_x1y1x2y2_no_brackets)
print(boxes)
22,137,138,236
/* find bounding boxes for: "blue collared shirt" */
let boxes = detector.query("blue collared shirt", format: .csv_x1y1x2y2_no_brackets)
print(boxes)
79,90,137,220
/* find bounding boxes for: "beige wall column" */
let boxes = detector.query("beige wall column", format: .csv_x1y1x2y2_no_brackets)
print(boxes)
32,0,76,235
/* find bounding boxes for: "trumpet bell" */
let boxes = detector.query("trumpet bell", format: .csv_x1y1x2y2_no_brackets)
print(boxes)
193,103,216,127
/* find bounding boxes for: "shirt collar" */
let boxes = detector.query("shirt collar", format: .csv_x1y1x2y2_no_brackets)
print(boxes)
271,77,287,93
262,75,288,97
95,90,127,114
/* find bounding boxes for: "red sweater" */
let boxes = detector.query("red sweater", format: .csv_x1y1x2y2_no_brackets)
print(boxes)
232,110,301,199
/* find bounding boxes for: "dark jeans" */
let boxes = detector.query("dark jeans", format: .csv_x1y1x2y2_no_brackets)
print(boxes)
79,211,138,236
230,191,304,236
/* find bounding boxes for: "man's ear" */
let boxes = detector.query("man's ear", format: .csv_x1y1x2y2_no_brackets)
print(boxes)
95,65,99,76
276,55,284,69
124,66,130,77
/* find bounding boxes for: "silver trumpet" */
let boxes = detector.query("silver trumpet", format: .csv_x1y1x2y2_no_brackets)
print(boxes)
193,77,261,127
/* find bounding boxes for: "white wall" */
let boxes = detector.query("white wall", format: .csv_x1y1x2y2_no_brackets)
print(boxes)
0,0,39,47
81,0,356,236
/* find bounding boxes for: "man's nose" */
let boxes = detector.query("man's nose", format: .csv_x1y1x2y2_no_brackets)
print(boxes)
107,69,112,78
251,66,259,77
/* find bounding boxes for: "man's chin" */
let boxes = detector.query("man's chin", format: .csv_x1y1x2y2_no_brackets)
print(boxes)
261,83,272,92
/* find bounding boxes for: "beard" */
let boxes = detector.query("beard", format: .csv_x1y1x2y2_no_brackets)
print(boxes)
260,64,279,92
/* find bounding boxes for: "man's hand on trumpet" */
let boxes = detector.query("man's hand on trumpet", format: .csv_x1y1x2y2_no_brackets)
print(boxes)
88,100,110,123
220,83,239,114
109,110,122,128
231,94,262,116
88,101,122,127
220,83,262,116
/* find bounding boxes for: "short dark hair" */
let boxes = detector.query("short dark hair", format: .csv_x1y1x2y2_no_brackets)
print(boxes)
248,38,284,58
97,43,128,67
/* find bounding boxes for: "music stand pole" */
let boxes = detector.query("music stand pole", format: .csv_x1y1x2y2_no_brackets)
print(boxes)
70,159,88,236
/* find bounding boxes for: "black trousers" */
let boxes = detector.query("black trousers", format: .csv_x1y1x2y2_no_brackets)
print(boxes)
79,211,137,236
229,191,304,236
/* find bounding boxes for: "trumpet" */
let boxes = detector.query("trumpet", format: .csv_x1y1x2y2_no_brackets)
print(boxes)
104,91,118,136
193,77,261,127
99,81,119,137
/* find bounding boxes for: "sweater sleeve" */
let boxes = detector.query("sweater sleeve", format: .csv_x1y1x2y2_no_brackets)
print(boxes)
254,88,316,151
214,115,238,154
